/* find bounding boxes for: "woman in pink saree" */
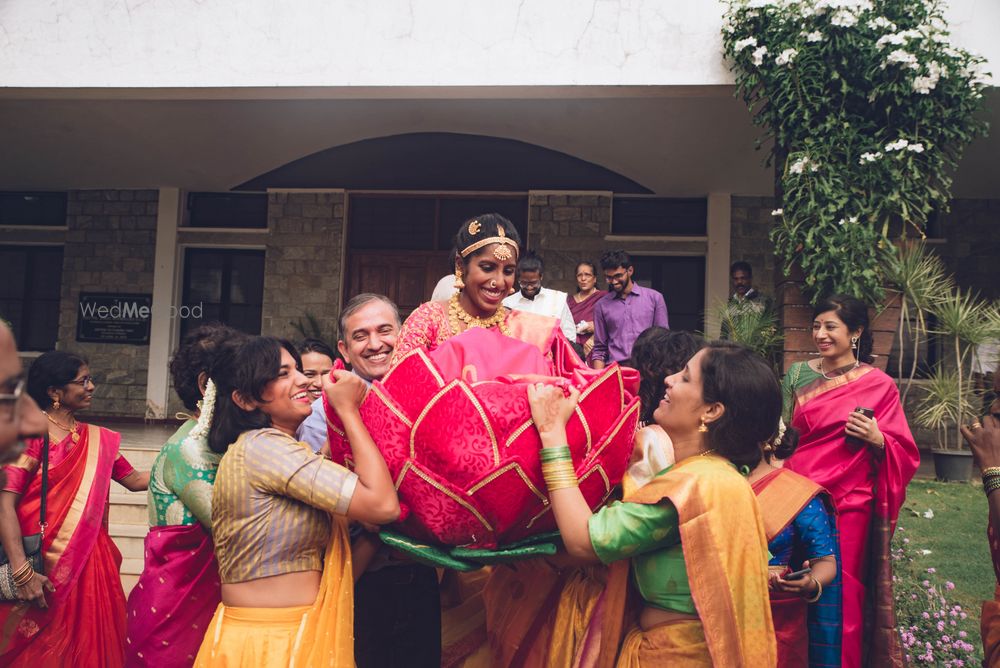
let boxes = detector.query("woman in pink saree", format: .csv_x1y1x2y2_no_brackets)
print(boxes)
783,296,919,667
0,351,148,666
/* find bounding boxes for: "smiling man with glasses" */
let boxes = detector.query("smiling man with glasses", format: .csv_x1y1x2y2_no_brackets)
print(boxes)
591,249,669,369
502,251,577,341
0,323,45,488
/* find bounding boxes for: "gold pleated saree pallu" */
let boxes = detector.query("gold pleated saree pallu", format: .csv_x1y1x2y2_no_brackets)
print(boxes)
194,515,354,667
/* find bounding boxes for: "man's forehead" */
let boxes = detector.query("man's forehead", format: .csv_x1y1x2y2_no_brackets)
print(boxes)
346,302,399,332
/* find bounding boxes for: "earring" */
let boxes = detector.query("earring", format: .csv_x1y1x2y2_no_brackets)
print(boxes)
763,442,775,453
453,268,465,290
851,336,859,350
698,416,709,433
53,398,61,410
508,287,516,295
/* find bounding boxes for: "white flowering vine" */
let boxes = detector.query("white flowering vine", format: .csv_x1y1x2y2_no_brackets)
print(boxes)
722,0,990,302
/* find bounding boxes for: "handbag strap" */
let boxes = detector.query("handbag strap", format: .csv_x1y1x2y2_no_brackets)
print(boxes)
39,432,49,535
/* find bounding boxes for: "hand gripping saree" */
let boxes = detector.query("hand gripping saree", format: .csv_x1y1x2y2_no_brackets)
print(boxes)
0,424,132,667
980,518,1000,666
125,419,221,668
588,454,776,667
784,363,919,668
752,468,842,667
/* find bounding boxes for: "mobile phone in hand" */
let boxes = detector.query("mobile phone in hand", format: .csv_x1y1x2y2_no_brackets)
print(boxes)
784,566,812,581
846,407,875,445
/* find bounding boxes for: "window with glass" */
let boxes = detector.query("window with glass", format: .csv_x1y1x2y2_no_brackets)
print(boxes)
612,198,707,236
186,193,268,229
0,192,67,227
180,249,265,337
0,245,64,350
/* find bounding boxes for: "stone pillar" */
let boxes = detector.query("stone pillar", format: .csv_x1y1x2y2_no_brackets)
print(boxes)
60,190,158,418
261,190,346,341
144,188,181,420
703,193,732,338
527,191,613,294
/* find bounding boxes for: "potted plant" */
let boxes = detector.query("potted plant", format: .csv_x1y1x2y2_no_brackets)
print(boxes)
722,0,990,369
914,288,999,481
710,298,783,372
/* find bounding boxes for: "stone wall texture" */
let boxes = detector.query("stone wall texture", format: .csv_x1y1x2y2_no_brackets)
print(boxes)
58,189,158,418
729,195,778,299
261,191,346,341
527,193,613,295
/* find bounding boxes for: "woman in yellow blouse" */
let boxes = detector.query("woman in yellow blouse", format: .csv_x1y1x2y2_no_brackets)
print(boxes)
194,336,399,667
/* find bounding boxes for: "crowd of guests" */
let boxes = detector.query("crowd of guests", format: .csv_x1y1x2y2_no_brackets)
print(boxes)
0,210,994,667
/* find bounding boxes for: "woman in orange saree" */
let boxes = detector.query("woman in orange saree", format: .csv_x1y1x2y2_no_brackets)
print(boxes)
783,296,919,667
0,351,147,666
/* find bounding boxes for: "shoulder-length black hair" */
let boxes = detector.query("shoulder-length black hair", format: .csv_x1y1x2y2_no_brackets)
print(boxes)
699,341,798,470
27,350,88,410
812,294,874,364
208,336,301,455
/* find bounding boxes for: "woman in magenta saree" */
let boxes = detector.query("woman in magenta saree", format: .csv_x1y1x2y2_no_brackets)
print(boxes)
783,296,919,667
126,325,241,667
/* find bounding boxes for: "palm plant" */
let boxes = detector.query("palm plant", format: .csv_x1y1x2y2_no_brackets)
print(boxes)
884,241,953,402
710,299,783,369
913,366,974,450
930,289,998,448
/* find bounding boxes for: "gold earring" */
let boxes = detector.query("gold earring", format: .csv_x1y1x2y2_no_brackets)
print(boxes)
698,416,709,433
763,442,774,453
453,268,465,290
53,398,61,410
508,287,516,295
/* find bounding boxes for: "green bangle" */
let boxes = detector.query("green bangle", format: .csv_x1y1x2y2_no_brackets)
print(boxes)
540,446,572,463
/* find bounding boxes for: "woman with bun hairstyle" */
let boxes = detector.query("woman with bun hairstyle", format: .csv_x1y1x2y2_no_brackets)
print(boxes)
782,295,918,667
526,341,776,666
748,424,841,667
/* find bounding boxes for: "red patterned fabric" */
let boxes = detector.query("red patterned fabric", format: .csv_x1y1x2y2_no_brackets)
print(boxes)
326,326,640,548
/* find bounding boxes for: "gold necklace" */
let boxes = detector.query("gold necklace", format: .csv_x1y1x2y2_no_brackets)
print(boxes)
448,293,511,337
45,411,80,443
818,358,859,380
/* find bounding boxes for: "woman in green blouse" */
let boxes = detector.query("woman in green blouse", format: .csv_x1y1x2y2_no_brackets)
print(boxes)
527,342,780,667
125,324,245,668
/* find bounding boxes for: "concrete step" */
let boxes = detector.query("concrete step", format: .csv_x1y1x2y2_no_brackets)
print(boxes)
110,523,148,560
110,491,150,525
118,446,160,470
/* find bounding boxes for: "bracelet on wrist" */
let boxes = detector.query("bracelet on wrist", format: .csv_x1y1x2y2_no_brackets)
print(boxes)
804,576,823,603
540,446,572,463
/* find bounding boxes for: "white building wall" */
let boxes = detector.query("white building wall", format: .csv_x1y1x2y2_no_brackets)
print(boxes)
1,0,996,89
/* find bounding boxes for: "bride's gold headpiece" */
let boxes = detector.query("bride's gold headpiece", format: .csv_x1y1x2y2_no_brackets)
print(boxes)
460,220,519,262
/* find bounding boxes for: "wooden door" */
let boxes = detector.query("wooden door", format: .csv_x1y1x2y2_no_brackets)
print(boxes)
346,251,452,318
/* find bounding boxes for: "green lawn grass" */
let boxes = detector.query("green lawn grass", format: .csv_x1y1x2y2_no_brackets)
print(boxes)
895,478,993,661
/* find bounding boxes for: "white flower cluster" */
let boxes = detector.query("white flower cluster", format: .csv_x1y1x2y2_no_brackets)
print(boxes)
735,36,758,52
789,155,820,174
803,30,824,42
876,29,922,49
752,45,769,66
858,151,883,164
884,49,919,70
814,0,872,13
884,138,925,153
867,16,896,31
771,208,784,216
837,216,859,226
775,48,799,66
912,61,947,94
189,379,217,440
830,9,858,27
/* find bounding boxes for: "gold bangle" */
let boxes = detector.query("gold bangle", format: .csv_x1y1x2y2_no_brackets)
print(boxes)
983,466,1000,477
13,571,34,588
543,460,579,491
10,561,31,581
804,576,823,603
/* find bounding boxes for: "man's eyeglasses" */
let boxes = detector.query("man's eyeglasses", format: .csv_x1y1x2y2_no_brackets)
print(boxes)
518,280,542,289
0,375,26,423
576,272,594,279
605,272,628,283
66,375,95,387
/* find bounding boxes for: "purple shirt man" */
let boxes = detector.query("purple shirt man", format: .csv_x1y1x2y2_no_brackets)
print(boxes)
591,251,669,367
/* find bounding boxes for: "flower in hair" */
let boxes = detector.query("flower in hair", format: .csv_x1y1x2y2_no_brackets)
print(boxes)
188,379,216,439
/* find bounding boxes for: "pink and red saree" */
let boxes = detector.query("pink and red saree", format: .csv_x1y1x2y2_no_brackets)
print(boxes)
785,365,919,667
0,424,131,667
